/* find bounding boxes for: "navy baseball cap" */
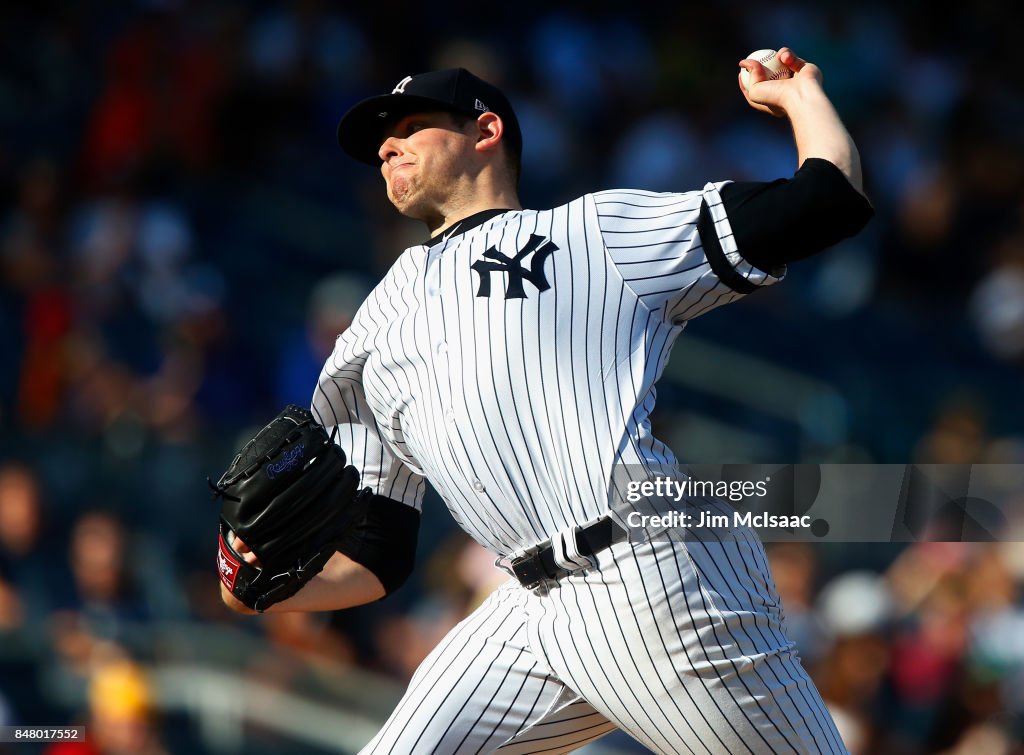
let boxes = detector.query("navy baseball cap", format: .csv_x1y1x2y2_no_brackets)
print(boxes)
336,68,522,165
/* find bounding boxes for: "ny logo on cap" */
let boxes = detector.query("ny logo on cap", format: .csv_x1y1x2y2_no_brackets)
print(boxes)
392,76,413,94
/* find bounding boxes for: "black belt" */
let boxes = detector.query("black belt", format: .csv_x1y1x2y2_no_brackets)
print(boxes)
510,517,622,589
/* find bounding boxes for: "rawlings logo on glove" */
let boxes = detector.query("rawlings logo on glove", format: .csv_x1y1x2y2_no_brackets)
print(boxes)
217,534,241,591
266,443,306,479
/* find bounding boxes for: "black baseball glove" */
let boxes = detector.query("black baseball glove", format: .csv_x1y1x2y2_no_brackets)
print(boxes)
211,405,363,612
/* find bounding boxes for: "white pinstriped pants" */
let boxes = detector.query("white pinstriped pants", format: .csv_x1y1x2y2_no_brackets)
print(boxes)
361,534,848,754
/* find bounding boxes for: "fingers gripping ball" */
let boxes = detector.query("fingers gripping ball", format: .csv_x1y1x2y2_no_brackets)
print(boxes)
211,405,365,612
740,49,793,90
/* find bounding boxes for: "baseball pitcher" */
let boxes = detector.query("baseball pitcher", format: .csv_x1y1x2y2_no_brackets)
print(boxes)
216,49,871,754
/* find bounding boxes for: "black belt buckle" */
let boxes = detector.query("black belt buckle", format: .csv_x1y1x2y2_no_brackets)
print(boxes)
510,551,547,590
510,518,620,590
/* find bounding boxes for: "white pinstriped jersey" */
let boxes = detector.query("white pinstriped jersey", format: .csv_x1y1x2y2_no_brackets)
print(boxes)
312,182,783,557
315,181,847,753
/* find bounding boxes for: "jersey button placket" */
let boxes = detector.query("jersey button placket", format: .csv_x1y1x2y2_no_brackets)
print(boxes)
425,246,442,298
425,248,456,441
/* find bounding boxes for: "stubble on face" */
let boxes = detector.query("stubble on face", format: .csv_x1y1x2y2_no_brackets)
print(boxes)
380,113,474,226
385,148,448,222
385,164,419,213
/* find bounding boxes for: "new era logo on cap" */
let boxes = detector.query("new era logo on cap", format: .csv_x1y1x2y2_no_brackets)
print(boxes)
475,99,489,112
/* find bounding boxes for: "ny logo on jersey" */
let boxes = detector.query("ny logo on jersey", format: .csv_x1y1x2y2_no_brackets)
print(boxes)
471,235,558,299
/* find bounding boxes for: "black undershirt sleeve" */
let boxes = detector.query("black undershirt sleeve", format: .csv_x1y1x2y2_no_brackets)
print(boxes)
336,494,420,596
718,157,874,271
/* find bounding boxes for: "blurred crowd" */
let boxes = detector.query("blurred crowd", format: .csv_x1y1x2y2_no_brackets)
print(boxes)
1,1,1023,753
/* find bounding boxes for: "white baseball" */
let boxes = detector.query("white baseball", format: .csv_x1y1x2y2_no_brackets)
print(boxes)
740,49,793,90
